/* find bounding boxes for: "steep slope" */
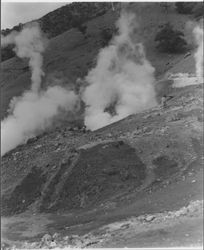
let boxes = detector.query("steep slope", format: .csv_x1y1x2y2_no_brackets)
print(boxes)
1,79,203,247
1,3,203,248
1,2,112,61
1,3,197,119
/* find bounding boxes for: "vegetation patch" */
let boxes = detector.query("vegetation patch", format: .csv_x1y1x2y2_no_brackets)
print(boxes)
46,141,146,211
155,23,187,53
152,155,178,178
2,166,47,216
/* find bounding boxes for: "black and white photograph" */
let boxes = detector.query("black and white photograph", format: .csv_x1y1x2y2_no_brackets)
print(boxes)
1,1,203,249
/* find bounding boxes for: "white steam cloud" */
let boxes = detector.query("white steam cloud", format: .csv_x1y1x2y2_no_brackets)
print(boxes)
172,20,203,88
82,12,157,130
193,20,203,80
1,23,47,92
1,24,78,156
1,87,78,156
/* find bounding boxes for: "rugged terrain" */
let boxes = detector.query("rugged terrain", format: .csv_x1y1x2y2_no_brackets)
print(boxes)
2,81,203,248
1,3,198,119
1,2,203,249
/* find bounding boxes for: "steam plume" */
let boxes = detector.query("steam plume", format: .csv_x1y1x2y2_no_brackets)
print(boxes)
1,23,47,92
1,24,78,156
1,87,78,156
82,12,157,130
193,20,203,80
172,20,203,88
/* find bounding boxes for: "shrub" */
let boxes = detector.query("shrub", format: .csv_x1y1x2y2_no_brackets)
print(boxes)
73,22,87,36
155,23,187,53
175,2,197,14
78,25,87,35
1,45,16,62
100,27,118,47
101,28,113,46
192,3,204,19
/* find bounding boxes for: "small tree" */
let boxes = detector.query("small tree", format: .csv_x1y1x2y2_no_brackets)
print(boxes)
100,28,113,46
155,23,187,53
175,2,196,14
71,18,87,36
77,24,87,35
100,27,118,47
192,3,204,19
1,45,16,62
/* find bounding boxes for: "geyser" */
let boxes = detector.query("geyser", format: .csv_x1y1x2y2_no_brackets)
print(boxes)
171,20,203,88
1,24,78,156
193,20,203,80
82,11,157,130
1,23,47,92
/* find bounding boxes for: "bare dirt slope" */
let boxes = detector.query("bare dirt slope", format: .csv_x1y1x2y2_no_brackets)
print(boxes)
1,81,203,248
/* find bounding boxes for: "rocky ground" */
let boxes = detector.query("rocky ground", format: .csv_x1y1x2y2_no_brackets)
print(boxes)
1,81,203,249
1,3,203,249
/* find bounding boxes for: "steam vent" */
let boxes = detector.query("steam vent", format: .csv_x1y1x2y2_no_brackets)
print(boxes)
1,2,203,249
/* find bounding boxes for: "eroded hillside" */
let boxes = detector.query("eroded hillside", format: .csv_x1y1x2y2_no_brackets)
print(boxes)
2,80,203,247
1,2,203,249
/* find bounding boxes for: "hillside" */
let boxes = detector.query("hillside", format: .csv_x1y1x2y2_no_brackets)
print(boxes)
0,3,199,119
2,80,203,248
1,2,203,249
1,2,112,62
1,2,203,62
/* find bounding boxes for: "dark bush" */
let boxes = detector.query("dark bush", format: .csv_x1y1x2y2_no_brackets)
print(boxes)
78,25,87,36
100,27,118,47
72,19,87,35
101,28,113,46
155,23,187,53
1,45,16,62
175,2,197,14
13,23,23,32
192,2,204,19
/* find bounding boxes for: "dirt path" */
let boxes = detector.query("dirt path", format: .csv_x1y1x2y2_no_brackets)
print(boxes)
96,212,203,248
2,164,203,247
1,200,203,249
